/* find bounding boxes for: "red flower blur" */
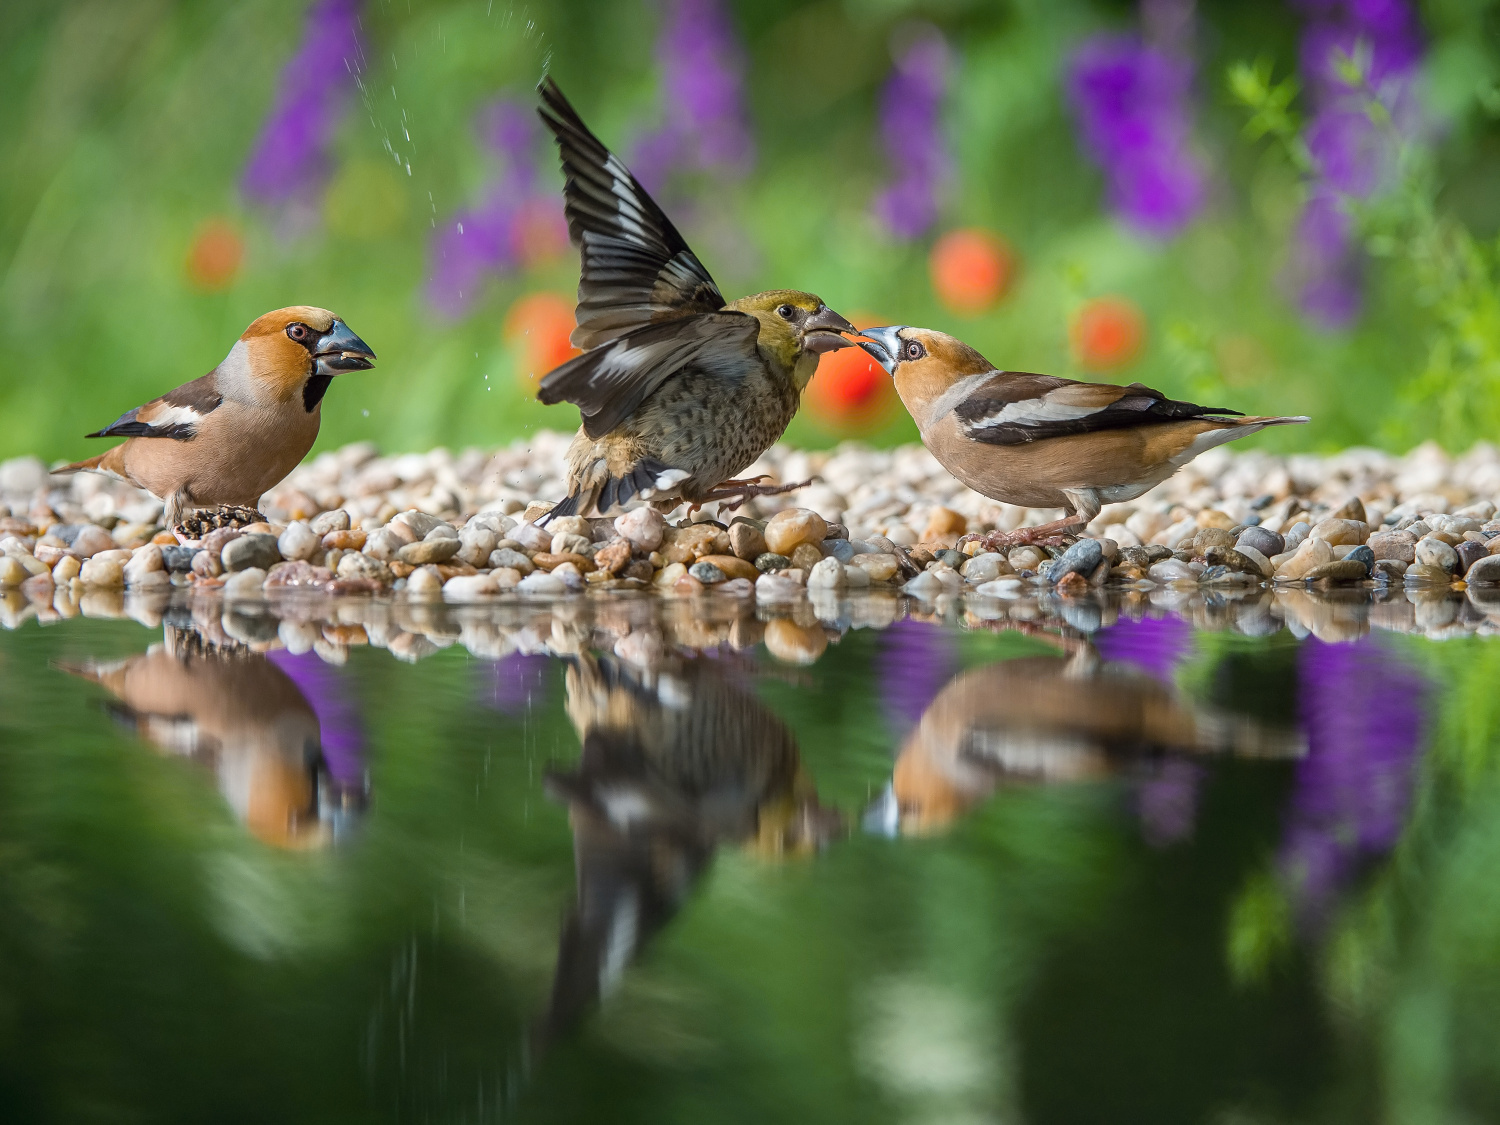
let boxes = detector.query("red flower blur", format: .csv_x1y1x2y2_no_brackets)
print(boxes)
185,219,245,292
929,228,1016,315
1071,296,1146,371
504,292,580,389
804,315,898,434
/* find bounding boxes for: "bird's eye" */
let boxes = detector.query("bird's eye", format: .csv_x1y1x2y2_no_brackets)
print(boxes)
904,340,926,360
777,304,796,320
286,324,309,341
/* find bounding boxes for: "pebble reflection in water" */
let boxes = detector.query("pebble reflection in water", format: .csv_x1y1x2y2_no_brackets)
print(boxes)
59,626,366,847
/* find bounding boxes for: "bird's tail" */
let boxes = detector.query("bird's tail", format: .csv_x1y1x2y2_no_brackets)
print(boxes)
51,453,106,475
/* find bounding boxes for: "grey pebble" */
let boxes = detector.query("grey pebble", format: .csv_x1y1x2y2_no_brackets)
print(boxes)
1236,525,1284,558
755,552,792,572
160,545,197,573
222,533,281,573
1456,539,1488,576
821,538,856,563
1345,544,1375,575
689,561,726,584
936,548,966,568
1282,522,1311,552
1045,538,1103,584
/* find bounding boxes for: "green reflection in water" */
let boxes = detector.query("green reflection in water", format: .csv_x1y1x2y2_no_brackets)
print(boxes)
0,614,1493,1123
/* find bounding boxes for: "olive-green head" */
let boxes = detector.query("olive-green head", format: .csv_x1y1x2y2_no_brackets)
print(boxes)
726,290,856,388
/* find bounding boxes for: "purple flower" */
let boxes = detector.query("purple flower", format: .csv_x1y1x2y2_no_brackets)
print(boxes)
1066,33,1207,238
266,650,367,789
1137,758,1202,847
875,618,958,735
1279,636,1427,919
1094,614,1194,681
426,99,565,317
1287,0,1423,327
871,27,951,241
242,0,363,210
479,654,551,714
632,0,755,194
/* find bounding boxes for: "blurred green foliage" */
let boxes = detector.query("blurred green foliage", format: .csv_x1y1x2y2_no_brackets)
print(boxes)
4,0,1500,467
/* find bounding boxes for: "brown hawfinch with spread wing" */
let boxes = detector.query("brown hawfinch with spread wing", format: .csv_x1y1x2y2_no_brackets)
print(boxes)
534,79,855,520
55,306,375,527
857,326,1307,549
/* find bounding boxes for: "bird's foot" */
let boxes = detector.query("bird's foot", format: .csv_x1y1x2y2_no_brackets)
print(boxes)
174,505,265,542
960,518,1082,554
695,476,813,513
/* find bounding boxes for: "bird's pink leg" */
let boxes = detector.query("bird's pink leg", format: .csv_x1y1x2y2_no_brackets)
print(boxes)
694,476,813,513
959,515,1085,554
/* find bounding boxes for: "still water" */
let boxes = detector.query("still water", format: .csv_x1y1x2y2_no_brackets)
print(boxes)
0,586,1494,1124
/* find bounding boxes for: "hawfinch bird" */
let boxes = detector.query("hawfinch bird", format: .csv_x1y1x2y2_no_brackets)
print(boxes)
55,306,375,527
857,326,1307,548
865,647,1302,837
58,627,360,849
536,651,837,1043
534,80,856,520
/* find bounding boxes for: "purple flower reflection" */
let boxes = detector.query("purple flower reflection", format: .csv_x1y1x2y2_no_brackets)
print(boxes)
1138,758,1202,847
876,619,957,735
1094,614,1194,681
1066,34,1206,238
426,100,565,317
632,0,754,193
242,0,363,209
480,653,551,714
871,27,951,241
1287,0,1423,327
266,649,366,787
1280,636,1427,916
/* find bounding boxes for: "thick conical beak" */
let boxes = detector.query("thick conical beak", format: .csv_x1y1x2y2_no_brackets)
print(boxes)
803,305,858,354
314,319,377,376
855,326,907,376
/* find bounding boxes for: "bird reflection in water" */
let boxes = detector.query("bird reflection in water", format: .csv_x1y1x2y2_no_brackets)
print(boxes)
59,626,366,847
537,650,841,1043
866,630,1302,837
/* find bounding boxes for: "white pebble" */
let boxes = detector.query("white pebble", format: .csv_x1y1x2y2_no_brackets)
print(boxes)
807,557,846,589
517,571,567,596
278,521,320,561
1148,558,1197,584
614,507,666,551
222,567,266,599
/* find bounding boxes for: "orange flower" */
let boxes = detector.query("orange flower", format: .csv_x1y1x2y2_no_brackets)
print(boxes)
804,314,898,433
185,219,244,292
929,228,1016,315
504,292,580,388
1071,296,1146,372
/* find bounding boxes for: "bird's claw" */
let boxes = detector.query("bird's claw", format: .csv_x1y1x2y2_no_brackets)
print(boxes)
959,522,1081,554
173,505,265,543
698,476,812,513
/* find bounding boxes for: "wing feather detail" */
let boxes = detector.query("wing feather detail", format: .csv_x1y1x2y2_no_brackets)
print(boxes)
953,374,1243,446
538,79,725,350
85,373,222,441
538,312,760,439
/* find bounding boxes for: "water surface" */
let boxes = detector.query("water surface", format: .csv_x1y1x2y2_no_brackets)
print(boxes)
0,586,1495,1124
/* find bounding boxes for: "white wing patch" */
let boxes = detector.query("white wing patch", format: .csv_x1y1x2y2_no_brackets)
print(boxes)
967,398,1104,429
605,154,650,241
142,404,208,428
639,467,689,499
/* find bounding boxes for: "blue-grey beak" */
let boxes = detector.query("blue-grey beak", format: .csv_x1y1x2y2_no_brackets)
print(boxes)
856,326,908,377
314,318,377,376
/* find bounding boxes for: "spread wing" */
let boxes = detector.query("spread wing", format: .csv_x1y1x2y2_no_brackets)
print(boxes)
538,312,760,440
538,78,725,350
951,373,1242,446
86,374,222,441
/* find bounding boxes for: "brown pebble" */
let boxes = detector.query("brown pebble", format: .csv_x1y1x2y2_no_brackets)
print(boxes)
790,543,824,570
150,530,179,546
1055,571,1089,594
435,562,478,580
673,573,706,595
620,558,654,582
322,529,367,551
389,561,415,578
729,522,768,561
1305,559,1371,583
907,546,936,568
1329,496,1367,523
661,525,730,564
695,554,759,582
323,623,369,645
532,551,595,573
923,507,967,541
592,539,633,574
327,577,382,596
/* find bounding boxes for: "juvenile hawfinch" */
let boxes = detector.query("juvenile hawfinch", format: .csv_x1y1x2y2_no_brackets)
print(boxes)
534,80,856,520
55,306,375,527
537,651,837,1043
857,326,1307,548
865,647,1301,837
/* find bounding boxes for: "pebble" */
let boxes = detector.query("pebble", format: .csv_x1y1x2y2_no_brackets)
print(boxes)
1045,539,1103,585
973,577,1024,597
337,553,392,584
807,557,846,589
696,554,758,581
222,567,266,599
689,560,727,584
0,556,27,587
1456,539,1488,576
1275,537,1334,581
756,552,792,572
278,521,320,561
223,534,280,573
1149,558,1197,583
1415,537,1458,573
490,547,535,574
960,552,1011,583
1282,522,1312,553
755,572,804,600
1368,529,1417,564
310,509,351,534
1236,526,1283,558
517,571,568,596
1464,555,1500,585
1344,545,1376,574
53,555,82,583
1311,518,1368,546
405,566,443,596
398,538,462,565
79,557,124,587
851,553,900,583
615,507,666,551
763,618,827,664
729,521,768,560
764,509,827,556
1009,546,1046,571
123,546,163,586
71,525,115,558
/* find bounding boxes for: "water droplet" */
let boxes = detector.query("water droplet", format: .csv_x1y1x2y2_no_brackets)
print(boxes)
457,222,464,235
362,409,370,417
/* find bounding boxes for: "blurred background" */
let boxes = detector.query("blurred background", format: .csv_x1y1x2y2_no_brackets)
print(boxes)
3,0,1500,465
